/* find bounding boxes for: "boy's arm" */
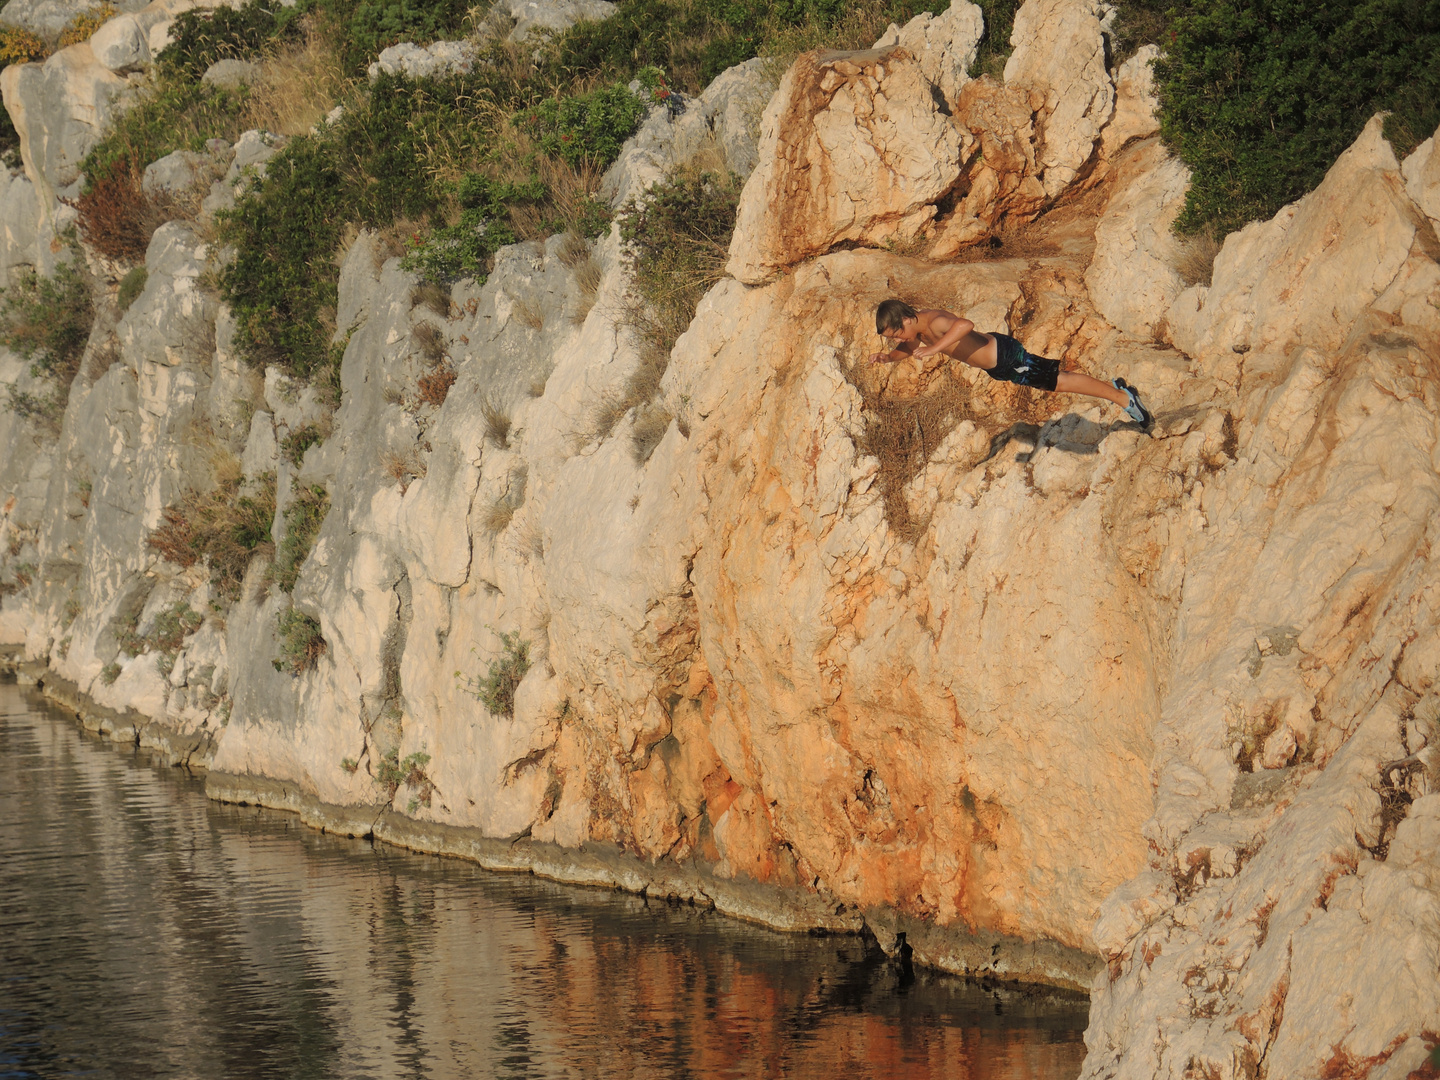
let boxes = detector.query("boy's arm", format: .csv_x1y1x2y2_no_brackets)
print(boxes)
873,339,919,363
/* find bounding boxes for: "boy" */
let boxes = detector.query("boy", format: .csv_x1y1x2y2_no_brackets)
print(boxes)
869,299,1152,426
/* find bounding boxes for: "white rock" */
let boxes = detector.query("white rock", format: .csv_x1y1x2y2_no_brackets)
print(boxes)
1003,0,1114,197
200,58,259,89
367,39,479,82
89,13,149,74
872,0,984,105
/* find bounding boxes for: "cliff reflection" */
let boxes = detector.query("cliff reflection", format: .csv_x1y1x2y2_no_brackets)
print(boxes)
1,683,1086,1080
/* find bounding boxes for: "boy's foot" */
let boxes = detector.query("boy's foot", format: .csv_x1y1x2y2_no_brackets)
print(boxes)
1113,377,1152,427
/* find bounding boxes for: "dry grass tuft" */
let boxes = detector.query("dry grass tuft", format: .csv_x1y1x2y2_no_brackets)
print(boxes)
481,394,512,447
556,231,590,269
512,296,545,331
411,280,452,319
571,255,604,324
382,384,405,406
382,451,426,493
1176,230,1223,287
239,19,350,138
411,321,448,366
481,495,517,535
528,376,549,398
68,163,200,264
630,403,673,464
84,334,123,384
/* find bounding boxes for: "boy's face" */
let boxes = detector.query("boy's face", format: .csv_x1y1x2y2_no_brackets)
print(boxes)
880,316,919,343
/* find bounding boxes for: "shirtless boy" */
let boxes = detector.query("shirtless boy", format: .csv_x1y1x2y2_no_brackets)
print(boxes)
869,299,1152,426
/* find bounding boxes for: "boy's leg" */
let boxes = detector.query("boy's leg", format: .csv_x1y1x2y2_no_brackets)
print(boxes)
1055,370,1130,407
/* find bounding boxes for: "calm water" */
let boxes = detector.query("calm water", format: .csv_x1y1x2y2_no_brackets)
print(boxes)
0,680,1089,1080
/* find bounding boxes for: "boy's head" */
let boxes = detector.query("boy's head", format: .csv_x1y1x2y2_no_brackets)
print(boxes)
876,299,917,336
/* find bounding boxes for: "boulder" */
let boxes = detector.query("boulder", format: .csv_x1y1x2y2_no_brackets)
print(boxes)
926,78,1048,257
1002,0,1114,197
1401,127,1440,226
475,0,616,43
0,43,129,200
200,58,258,89
141,149,215,200
1085,141,1188,339
0,0,140,37
89,12,149,73
1099,44,1161,158
871,0,984,106
366,39,478,82
726,48,962,284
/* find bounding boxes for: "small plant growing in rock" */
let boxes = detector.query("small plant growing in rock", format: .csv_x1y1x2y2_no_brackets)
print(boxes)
417,365,457,407
375,748,434,810
116,267,148,313
270,483,329,593
148,472,277,602
56,636,72,660
411,281,452,318
13,562,35,588
59,4,119,47
0,25,47,66
273,607,325,674
480,395,511,447
411,321,447,366
340,756,359,774
100,662,122,686
457,629,531,718
279,422,324,466
148,602,204,657
76,478,92,508
0,261,94,394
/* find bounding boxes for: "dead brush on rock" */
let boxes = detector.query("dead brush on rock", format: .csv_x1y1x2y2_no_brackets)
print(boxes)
630,402,674,464
411,321,448,366
512,296,545,331
481,394,512,447
417,364,457,407
68,161,198,263
382,451,426,493
1176,229,1223,287
238,18,348,138
411,280,453,319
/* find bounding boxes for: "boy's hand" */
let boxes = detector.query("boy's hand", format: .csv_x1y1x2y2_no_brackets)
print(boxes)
868,351,892,364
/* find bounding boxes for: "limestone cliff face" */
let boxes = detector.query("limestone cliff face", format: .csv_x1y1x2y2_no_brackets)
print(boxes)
1,0,1438,1072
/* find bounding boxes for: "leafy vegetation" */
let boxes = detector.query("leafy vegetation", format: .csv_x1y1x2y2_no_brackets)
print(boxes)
270,483,329,592
147,472,277,601
100,661,122,685
375,748,434,810
279,422,324,465
273,606,326,673
58,4,119,48
0,25,48,66
456,629,531,718
117,267,148,312
600,166,740,455
0,260,94,427
1139,0,1440,235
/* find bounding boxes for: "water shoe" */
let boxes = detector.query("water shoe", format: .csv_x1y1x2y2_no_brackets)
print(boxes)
1113,377,1152,427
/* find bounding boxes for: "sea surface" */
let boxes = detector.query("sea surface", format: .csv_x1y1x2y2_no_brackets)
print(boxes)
0,679,1089,1079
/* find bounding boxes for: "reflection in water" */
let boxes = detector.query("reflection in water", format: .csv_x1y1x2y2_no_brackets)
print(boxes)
0,682,1089,1079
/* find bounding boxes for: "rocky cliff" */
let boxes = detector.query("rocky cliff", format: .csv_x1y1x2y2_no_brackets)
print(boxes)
1,0,1437,1075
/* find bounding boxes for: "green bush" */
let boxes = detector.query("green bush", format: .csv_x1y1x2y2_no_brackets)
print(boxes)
279,422,324,465
522,77,654,167
81,79,248,191
0,262,93,384
117,267,148,313
158,0,301,80
270,483,329,593
1153,0,1440,236
100,661,122,685
401,175,545,281
457,629,531,718
273,606,325,673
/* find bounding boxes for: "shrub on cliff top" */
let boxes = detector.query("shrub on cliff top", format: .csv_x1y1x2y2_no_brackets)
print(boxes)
1152,0,1440,236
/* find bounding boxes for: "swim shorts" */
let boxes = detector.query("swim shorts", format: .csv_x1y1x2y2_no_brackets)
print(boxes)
986,333,1060,392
